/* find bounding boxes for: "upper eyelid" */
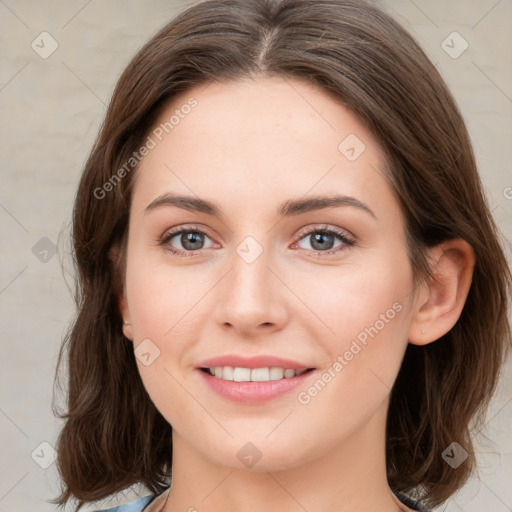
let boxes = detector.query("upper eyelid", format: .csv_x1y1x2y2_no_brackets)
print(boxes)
162,224,215,241
295,224,353,240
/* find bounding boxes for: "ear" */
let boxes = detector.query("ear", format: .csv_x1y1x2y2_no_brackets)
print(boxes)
408,239,475,345
109,244,133,341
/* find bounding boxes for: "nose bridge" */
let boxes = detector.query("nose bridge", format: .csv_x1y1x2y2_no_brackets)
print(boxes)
215,232,287,331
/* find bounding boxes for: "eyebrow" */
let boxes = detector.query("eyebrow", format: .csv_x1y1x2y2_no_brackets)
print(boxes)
144,192,376,220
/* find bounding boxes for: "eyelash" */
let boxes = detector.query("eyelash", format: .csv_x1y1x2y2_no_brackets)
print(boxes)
159,224,355,258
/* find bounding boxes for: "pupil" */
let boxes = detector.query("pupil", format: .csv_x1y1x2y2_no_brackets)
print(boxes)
182,232,203,250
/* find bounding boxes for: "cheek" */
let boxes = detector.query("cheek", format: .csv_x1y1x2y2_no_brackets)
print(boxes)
292,246,413,394
294,247,412,341
124,246,214,401
125,242,204,339
124,251,204,420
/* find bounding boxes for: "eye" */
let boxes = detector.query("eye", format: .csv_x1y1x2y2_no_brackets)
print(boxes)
160,226,215,257
292,225,355,256
160,224,355,258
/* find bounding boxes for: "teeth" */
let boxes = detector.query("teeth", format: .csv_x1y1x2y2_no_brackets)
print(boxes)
222,366,234,380
269,367,284,380
206,366,308,381
233,367,251,382
250,367,269,381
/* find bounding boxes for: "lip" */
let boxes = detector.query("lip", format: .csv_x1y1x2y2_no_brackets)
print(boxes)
197,367,317,403
195,355,313,371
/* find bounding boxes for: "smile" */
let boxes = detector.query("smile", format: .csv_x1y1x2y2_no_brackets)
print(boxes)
198,367,316,403
201,366,312,381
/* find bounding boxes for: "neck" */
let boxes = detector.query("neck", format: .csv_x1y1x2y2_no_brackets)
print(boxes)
161,399,410,512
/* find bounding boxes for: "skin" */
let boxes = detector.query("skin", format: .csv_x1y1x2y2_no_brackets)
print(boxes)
118,76,475,512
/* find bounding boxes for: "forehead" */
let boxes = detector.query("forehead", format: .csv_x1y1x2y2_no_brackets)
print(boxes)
150,76,374,158
131,76,399,225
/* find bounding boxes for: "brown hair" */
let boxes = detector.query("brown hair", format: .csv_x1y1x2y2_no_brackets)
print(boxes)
51,0,512,510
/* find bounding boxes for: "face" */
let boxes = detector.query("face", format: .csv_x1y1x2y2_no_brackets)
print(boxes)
120,76,419,471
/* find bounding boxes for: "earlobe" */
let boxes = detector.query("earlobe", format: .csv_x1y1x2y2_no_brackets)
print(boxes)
109,243,133,340
119,290,133,341
108,244,119,263
122,321,133,341
408,239,475,346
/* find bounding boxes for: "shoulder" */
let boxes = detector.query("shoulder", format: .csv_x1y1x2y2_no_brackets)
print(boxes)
92,495,154,512
93,485,170,512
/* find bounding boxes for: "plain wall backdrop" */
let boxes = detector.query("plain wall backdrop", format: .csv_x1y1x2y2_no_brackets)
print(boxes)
0,0,511,511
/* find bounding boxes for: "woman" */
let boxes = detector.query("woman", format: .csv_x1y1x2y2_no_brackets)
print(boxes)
51,1,511,511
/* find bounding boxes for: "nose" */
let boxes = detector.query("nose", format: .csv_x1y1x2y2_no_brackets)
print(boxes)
214,238,289,336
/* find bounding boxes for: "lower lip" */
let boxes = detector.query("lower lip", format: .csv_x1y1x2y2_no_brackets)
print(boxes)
197,369,316,403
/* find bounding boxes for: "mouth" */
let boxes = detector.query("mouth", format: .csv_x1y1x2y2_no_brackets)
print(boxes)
199,366,315,382
197,366,317,403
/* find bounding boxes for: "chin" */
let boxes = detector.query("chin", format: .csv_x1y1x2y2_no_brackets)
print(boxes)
200,436,315,473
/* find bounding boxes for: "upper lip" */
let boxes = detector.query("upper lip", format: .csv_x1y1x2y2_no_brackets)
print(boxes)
195,355,315,371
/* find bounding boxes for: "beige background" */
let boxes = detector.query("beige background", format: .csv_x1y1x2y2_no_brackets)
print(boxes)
0,0,511,511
